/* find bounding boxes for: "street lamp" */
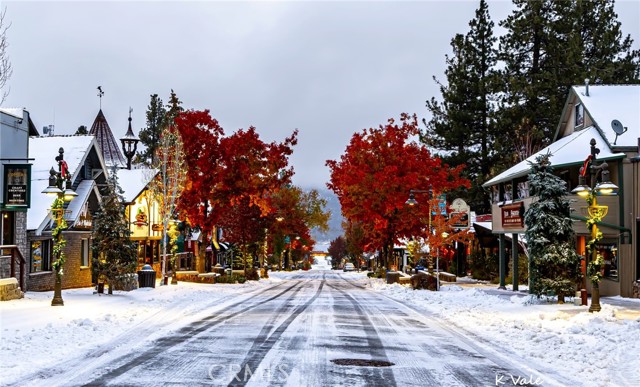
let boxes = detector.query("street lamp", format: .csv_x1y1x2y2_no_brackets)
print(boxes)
406,187,434,269
571,138,618,313
42,147,77,306
120,108,140,170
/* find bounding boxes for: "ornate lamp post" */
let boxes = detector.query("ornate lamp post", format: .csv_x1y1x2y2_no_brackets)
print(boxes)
41,147,77,306
120,107,140,170
571,138,618,313
406,187,433,270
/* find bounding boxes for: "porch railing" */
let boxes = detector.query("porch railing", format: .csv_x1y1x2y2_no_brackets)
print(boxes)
0,245,26,290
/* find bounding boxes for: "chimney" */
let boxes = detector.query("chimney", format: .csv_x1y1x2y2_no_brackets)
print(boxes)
585,78,590,96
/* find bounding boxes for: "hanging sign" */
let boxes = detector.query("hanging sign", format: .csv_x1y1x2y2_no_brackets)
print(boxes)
449,198,471,229
3,164,31,208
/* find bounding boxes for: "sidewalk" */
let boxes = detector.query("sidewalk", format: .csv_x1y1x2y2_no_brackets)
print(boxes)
446,278,640,320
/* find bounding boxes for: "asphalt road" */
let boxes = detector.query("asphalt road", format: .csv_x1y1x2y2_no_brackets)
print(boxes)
18,271,572,386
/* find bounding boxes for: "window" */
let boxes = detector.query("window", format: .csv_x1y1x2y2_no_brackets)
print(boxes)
575,104,584,127
31,240,52,272
81,238,90,267
597,242,618,280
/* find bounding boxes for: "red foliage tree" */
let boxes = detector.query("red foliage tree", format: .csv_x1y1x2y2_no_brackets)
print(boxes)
215,127,298,275
326,113,469,268
174,110,224,255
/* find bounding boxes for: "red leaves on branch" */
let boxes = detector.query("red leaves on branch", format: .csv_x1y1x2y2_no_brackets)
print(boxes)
174,110,224,233
326,113,469,267
175,109,299,252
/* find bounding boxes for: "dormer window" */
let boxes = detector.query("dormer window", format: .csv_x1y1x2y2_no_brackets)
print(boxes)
575,103,584,127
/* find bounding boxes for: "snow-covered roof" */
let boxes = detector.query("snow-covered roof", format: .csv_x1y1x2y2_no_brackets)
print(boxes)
27,135,98,230
65,180,100,227
483,126,624,187
570,85,640,148
90,109,127,168
0,108,25,119
115,168,157,203
473,222,526,243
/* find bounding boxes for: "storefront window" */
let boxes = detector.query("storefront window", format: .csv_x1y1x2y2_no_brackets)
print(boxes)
31,240,52,272
597,242,618,280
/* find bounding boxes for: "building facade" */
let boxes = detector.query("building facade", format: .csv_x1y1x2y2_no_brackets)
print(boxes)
484,84,639,298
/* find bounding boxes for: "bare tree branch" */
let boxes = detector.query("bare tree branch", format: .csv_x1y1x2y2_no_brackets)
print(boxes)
0,7,12,105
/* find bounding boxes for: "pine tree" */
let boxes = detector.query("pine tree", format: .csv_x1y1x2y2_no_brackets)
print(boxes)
92,172,137,294
75,125,88,135
137,94,166,167
497,0,640,163
423,0,500,214
524,153,581,303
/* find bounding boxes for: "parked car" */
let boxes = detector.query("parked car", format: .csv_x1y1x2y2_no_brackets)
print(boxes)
343,263,355,272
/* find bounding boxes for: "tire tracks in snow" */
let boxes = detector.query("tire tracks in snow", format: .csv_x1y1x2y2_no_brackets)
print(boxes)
367,280,582,387
228,274,326,387
325,280,397,387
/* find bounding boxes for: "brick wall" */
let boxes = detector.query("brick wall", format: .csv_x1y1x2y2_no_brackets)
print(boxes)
26,231,93,292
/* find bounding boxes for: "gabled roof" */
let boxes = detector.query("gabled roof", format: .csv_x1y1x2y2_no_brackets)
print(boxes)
90,109,126,168
115,168,158,203
27,135,106,231
483,126,624,187
556,85,640,148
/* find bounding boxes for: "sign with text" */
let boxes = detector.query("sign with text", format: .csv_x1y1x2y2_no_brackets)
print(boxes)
501,202,525,228
3,164,31,208
449,198,470,229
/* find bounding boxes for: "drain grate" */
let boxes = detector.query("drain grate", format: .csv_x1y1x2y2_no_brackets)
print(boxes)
330,359,395,367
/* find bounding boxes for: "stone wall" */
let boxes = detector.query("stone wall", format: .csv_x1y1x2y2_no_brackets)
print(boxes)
633,281,640,299
15,212,28,290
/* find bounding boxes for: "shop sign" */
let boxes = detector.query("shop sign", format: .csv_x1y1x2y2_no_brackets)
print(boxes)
449,198,470,229
3,164,30,208
501,202,524,228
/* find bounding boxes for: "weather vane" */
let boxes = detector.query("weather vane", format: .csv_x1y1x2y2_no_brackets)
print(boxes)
97,86,104,109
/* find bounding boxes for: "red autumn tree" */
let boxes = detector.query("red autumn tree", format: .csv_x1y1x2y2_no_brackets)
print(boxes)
174,109,224,265
215,127,298,277
267,185,329,269
326,113,469,268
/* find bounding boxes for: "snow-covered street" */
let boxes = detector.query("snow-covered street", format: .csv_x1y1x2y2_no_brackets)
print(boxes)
1,270,639,386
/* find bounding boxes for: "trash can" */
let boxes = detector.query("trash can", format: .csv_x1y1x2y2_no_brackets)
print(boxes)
386,271,400,284
137,264,156,288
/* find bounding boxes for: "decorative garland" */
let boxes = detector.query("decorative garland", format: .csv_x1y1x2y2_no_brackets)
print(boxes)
585,194,603,285
51,197,68,280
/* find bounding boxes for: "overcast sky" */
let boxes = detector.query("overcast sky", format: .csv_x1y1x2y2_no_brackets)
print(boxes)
4,0,639,189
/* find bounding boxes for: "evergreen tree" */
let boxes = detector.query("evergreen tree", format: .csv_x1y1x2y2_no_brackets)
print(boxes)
524,153,581,303
165,89,184,125
75,125,88,135
497,0,640,163
423,0,500,214
137,94,166,166
92,172,137,294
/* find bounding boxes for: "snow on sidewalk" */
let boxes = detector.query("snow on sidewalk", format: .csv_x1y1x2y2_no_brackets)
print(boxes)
366,277,640,387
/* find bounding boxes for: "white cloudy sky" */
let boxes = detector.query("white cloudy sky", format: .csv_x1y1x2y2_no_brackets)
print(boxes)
3,0,639,188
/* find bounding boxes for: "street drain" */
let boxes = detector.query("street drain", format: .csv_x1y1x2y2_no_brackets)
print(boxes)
331,359,395,367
